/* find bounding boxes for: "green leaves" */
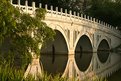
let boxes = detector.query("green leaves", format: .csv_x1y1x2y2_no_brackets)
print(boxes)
86,0,121,27
0,0,55,69
35,8,46,20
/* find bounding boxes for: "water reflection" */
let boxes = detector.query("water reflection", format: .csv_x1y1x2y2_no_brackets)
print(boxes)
40,53,68,75
75,52,93,72
97,50,110,63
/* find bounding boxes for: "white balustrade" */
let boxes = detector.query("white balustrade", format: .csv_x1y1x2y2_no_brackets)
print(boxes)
11,1,121,39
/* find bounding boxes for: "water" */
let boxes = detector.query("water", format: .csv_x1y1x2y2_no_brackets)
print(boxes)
40,51,121,80
106,52,121,81
107,69,121,81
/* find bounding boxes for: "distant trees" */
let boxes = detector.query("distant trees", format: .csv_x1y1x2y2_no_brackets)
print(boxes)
86,0,121,28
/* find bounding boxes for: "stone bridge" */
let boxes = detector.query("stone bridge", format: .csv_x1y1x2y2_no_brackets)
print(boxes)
12,0,121,80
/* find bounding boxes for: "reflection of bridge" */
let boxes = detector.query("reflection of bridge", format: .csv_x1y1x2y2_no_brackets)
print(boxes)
12,0,121,80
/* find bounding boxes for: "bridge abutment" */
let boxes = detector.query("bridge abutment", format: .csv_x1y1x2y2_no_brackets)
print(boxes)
68,50,75,78
24,54,42,78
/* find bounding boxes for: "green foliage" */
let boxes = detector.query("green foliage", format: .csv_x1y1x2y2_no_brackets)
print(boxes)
0,64,67,81
86,0,121,27
0,0,55,69
0,64,24,81
35,8,46,20
49,0,91,13
0,64,107,81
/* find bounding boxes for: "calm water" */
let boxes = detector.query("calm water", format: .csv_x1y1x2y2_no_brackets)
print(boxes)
106,53,121,81
107,68,121,81
40,52,121,80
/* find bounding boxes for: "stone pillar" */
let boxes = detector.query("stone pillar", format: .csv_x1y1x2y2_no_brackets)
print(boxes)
67,25,75,78
92,48,97,72
68,49,75,78
24,53,42,79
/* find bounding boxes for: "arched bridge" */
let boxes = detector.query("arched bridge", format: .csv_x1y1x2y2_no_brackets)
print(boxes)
12,0,121,80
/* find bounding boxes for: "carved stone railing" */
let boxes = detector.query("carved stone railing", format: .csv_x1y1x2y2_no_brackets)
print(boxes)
11,0,121,39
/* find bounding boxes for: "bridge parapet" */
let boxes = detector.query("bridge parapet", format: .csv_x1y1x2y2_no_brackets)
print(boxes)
11,0,121,38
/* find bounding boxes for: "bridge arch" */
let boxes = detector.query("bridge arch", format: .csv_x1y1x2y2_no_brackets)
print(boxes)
47,23,69,50
97,38,110,63
74,34,93,72
74,32,93,50
40,24,69,75
96,36,111,49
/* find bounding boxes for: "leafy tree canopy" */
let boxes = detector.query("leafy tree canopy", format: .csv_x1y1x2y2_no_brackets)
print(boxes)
85,0,121,28
0,0,55,69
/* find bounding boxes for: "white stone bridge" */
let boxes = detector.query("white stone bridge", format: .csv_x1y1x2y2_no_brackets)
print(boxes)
12,0,121,80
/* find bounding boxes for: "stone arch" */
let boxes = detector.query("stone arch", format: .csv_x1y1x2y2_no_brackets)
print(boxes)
96,35,111,49
40,24,69,75
97,38,110,63
47,23,69,50
74,34,93,72
74,32,93,51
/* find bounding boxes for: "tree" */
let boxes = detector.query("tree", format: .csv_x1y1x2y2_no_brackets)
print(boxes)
0,0,55,69
85,0,121,28
49,0,91,13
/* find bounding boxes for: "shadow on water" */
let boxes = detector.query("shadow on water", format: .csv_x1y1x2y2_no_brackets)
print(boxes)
40,53,68,76
75,52,92,72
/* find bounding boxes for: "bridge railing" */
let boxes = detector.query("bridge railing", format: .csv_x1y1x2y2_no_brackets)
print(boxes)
11,0,121,36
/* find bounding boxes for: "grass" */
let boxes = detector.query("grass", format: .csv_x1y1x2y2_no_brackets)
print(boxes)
0,64,108,81
0,64,106,81
0,64,67,81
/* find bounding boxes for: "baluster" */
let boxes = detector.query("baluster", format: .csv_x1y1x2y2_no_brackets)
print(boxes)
50,5,53,16
84,15,86,19
109,25,111,28
87,16,89,20
51,5,53,11
60,8,63,18
107,24,109,28
93,18,95,22
96,19,98,23
18,0,20,5
25,0,28,13
77,12,79,20
60,8,62,12
65,9,67,18
99,20,101,24
73,11,76,19
101,21,104,25
45,4,48,10
56,7,58,16
56,7,58,12
81,14,83,19
32,2,35,12
74,11,76,16
69,10,72,17
90,17,92,21
39,3,42,8
10,0,12,4
18,0,21,9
